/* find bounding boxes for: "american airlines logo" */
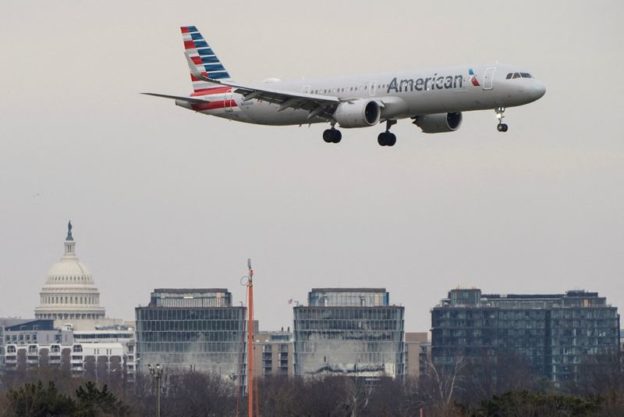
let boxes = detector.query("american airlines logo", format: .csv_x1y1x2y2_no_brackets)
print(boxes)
387,69,479,93
468,68,480,86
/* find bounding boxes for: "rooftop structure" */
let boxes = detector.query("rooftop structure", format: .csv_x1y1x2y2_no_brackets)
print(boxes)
308,288,389,307
149,288,232,308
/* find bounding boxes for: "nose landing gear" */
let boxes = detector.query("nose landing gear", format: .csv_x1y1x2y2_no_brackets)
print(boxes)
495,107,508,132
378,120,397,146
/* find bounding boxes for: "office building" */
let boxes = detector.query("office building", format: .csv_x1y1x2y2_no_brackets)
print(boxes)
431,288,620,384
293,288,405,379
418,341,432,379
253,329,293,378
404,332,428,379
0,319,134,381
135,288,246,378
72,324,137,380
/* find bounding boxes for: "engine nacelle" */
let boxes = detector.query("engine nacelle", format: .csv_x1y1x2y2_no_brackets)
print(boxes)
413,112,462,133
333,100,381,128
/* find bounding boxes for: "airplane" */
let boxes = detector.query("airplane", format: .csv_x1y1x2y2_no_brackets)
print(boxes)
144,26,546,147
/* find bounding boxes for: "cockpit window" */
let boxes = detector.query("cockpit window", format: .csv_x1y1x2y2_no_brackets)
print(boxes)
508,72,534,80
505,72,533,80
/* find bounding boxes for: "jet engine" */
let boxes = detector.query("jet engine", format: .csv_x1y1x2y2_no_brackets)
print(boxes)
413,112,462,133
333,100,381,128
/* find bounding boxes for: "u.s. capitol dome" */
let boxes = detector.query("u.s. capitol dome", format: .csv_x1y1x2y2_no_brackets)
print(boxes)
34,222,106,321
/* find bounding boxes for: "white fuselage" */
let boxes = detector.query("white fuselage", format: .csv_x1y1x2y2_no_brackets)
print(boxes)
177,64,546,127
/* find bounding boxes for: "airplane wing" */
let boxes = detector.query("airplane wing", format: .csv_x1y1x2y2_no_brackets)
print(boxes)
184,52,341,120
141,92,209,104
225,81,341,119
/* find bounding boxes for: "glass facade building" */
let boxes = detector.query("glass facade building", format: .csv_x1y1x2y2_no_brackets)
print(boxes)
431,289,620,383
294,288,404,378
135,289,245,377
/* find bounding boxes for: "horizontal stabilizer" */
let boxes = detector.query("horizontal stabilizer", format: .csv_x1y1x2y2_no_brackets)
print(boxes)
141,92,208,104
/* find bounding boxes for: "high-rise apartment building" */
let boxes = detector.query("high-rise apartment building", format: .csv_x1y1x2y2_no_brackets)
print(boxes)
431,288,620,384
293,288,404,379
135,288,246,378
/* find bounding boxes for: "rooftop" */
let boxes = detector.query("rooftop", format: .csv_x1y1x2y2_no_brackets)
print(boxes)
437,288,612,308
310,288,387,293
5,319,55,332
153,288,230,294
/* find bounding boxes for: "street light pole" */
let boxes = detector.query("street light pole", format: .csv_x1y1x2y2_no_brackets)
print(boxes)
148,363,163,417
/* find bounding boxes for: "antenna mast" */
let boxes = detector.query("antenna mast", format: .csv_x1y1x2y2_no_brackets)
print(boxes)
246,258,255,417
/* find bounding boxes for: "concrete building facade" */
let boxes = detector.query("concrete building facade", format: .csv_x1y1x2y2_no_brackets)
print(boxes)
0,319,135,381
404,332,428,379
253,330,294,378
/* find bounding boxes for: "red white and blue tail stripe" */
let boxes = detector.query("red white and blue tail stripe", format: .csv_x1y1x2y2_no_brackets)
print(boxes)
181,26,231,92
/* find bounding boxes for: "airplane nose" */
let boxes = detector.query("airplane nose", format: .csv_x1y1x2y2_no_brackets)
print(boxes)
532,81,546,99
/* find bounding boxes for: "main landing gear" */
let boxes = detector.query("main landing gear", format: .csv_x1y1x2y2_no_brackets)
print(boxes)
323,126,342,143
495,107,509,132
378,120,397,147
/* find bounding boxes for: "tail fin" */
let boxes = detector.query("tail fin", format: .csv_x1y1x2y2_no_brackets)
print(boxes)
180,26,231,92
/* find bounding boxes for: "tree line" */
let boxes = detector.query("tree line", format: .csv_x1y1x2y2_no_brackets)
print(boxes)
1,352,623,417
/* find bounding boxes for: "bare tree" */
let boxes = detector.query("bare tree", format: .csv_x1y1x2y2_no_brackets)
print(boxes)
256,375,303,417
420,356,466,408
159,371,238,417
573,353,624,396
456,350,542,407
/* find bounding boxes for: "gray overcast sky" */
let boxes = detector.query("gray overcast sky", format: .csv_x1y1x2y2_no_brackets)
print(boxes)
1,0,622,332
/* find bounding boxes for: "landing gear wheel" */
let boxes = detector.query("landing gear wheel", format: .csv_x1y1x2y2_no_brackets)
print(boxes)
377,132,397,147
323,129,333,143
378,120,398,147
323,128,342,143
495,107,508,132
